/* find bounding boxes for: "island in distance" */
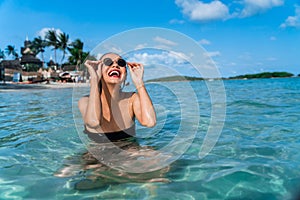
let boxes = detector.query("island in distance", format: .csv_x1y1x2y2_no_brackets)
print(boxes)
146,72,296,82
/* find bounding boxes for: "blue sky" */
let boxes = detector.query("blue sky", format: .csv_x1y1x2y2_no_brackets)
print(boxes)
0,0,299,77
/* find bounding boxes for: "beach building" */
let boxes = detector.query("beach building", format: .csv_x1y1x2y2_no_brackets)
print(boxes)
20,38,43,72
0,38,43,82
0,59,22,82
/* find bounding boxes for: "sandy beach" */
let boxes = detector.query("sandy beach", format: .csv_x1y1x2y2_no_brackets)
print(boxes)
0,82,89,91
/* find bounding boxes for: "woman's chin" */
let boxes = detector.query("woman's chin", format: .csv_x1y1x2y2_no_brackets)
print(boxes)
106,79,123,85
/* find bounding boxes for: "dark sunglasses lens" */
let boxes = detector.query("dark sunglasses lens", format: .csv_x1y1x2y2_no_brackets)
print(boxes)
117,59,126,67
103,58,113,66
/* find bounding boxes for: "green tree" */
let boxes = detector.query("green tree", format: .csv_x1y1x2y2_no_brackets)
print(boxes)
45,30,59,66
31,36,47,64
67,39,88,70
58,32,69,65
0,48,5,60
5,45,19,59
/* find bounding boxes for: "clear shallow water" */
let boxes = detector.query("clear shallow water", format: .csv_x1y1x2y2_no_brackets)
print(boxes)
0,78,300,199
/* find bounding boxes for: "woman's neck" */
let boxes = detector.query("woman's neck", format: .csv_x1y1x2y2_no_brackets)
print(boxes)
101,82,121,102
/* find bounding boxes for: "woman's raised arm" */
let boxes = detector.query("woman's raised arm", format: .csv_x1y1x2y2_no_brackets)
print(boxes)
128,62,156,127
78,60,103,129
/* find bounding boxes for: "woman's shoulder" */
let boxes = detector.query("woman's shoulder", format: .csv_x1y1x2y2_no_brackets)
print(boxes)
120,91,137,105
121,91,136,98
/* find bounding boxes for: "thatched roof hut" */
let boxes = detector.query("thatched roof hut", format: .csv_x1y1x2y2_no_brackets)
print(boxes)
20,54,43,66
0,59,22,70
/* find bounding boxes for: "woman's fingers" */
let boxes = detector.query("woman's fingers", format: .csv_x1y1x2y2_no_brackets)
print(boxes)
85,60,102,79
127,62,143,71
127,62,137,67
84,60,101,68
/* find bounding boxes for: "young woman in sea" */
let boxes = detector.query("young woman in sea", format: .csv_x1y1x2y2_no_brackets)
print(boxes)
78,52,156,142
55,53,169,189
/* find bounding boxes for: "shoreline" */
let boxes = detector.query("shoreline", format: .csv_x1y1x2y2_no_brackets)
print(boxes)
1,76,299,91
0,82,89,91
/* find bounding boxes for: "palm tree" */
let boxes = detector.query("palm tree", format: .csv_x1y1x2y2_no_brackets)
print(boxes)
0,49,5,60
5,45,19,59
45,30,59,66
31,36,47,64
67,39,85,70
58,32,69,65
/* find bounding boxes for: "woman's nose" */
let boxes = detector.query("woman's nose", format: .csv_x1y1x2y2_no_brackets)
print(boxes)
111,61,120,68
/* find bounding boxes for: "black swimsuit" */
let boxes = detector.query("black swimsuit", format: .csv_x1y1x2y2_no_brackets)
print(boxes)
84,124,135,143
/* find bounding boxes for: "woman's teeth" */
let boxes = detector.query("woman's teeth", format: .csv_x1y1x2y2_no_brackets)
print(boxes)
108,70,120,77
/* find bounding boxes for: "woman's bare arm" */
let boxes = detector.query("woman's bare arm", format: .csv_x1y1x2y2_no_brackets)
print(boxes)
128,62,156,127
78,60,102,129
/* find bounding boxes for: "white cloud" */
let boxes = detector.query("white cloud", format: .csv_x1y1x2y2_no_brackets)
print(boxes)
169,50,190,61
125,51,193,80
241,0,284,17
169,19,185,24
174,0,286,22
205,51,221,57
110,46,123,54
175,0,230,22
94,44,123,59
134,43,148,50
130,51,188,66
280,16,299,28
153,36,178,46
37,27,63,39
199,39,211,45
280,5,300,28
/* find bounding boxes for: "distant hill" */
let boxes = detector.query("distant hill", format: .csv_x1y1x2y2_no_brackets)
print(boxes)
228,72,294,79
145,72,296,83
146,75,204,82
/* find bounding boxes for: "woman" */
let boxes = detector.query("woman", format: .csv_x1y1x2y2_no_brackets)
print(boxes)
55,54,168,188
78,52,156,142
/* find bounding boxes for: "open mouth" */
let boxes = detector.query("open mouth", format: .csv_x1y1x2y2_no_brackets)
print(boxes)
108,69,121,78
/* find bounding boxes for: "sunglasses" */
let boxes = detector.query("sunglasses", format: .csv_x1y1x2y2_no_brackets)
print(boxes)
103,58,126,67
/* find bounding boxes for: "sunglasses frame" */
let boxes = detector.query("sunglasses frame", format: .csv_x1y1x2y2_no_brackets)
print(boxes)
103,58,127,67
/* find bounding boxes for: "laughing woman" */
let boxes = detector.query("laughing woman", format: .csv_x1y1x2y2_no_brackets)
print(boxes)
78,52,156,142
55,53,168,188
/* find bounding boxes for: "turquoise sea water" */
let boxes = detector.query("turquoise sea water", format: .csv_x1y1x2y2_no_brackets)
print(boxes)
0,78,300,199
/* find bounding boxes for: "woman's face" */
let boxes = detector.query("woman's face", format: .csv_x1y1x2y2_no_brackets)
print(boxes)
101,53,127,85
